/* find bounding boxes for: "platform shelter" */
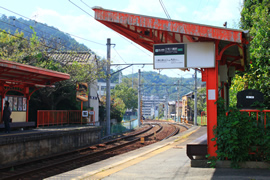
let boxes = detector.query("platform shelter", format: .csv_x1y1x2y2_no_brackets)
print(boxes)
92,7,249,156
0,59,70,126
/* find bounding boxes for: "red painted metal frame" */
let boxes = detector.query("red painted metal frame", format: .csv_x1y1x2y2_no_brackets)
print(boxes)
92,8,249,157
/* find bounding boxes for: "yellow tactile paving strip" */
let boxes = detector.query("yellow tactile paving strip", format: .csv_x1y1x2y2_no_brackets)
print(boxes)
74,127,200,180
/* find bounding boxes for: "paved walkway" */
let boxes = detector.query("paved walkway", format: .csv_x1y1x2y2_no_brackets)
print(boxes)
47,126,270,180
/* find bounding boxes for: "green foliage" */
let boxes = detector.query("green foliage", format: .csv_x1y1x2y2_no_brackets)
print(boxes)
212,98,270,168
188,87,206,116
240,0,270,108
100,95,126,123
158,103,164,119
206,154,217,168
229,75,248,107
0,26,105,114
111,83,138,111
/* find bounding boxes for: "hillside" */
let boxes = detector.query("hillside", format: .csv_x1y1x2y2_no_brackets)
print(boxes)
125,71,203,100
0,15,89,51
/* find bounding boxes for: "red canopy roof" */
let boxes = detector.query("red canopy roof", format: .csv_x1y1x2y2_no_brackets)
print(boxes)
0,59,70,87
92,7,249,70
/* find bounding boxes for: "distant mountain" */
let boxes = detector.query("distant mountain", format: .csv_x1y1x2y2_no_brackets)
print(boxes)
125,71,203,100
0,15,89,51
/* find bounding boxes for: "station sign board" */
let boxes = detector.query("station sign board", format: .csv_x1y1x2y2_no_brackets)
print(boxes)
153,44,186,69
153,42,215,69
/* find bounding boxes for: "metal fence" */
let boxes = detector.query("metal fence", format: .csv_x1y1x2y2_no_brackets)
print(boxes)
100,118,139,138
37,110,82,127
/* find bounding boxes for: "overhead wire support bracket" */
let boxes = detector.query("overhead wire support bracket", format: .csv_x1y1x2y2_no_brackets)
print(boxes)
111,63,153,66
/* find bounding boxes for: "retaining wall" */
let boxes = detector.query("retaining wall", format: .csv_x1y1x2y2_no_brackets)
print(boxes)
0,127,101,166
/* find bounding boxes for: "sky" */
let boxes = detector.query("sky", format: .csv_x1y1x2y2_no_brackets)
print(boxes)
0,0,243,78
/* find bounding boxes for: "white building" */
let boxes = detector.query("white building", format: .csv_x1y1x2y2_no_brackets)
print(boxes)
142,95,166,119
97,82,117,97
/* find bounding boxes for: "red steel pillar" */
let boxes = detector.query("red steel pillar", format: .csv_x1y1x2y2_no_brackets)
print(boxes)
206,40,220,157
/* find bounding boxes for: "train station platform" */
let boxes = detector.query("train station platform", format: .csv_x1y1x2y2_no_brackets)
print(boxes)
47,126,270,180
0,125,101,166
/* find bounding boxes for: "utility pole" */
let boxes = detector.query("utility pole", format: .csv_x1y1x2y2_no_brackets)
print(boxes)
165,89,169,120
138,69,141,126
194,69,198,126
106,38,111,136
118,72,122,83
132,66,134,88
177,80,180,123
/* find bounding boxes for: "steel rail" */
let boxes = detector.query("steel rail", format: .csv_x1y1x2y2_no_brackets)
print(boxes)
0,124,163,180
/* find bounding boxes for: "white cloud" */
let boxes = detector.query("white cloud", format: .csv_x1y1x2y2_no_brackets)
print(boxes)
123,0,165,17
192,0,242,27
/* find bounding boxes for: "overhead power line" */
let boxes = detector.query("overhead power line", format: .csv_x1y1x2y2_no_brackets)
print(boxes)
69,0,152,57
0,6,105,46
112,47,127,64
0,19,71,50
159,0,171,19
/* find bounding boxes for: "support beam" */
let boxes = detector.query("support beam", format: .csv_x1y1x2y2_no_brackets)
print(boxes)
206,41,219,157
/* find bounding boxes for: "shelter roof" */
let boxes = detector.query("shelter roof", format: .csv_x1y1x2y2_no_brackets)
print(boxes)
0,59,70,87
92,7,249,70
47,51,96,64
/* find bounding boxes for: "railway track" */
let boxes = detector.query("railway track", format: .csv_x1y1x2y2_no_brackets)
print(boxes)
0,122,186,180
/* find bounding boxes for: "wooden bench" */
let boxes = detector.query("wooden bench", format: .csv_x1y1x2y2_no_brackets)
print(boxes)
186,134,208,160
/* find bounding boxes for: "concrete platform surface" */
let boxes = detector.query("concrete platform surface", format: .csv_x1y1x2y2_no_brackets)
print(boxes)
47,126,270,180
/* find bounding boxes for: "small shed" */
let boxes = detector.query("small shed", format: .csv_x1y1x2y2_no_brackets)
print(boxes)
0,59,70,127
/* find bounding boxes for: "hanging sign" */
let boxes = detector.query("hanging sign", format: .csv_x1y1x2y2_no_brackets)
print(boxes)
153,42,215,69
153,44,186,69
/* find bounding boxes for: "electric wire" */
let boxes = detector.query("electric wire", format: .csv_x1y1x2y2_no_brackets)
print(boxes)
0,19,72,50
0,6,105,46
0,12,60,41
0,29,60,51
69,0,152,57
112,47,127,64
159,0,171,19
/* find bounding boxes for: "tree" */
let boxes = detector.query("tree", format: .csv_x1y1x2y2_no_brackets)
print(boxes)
240,0,270,108
0,28,106,111
100,95,126,122
229,75,248,107
111,83,138,111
